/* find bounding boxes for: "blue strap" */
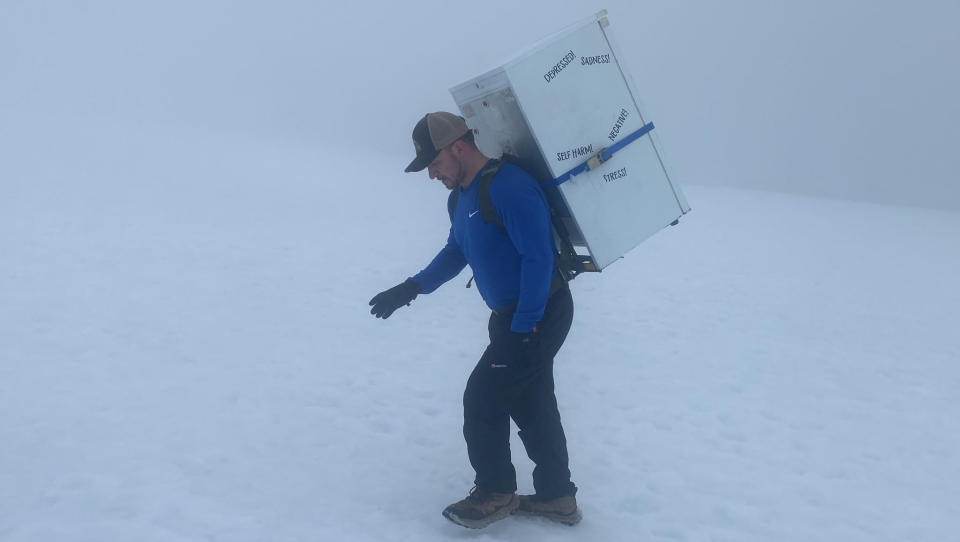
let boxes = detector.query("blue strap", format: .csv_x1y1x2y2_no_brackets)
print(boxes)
546,122,655,187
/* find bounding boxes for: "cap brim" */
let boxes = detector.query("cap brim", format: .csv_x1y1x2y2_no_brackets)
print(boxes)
404,150,437,173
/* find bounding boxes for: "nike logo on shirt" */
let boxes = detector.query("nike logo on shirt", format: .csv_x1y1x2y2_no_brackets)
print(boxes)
469,210,480,218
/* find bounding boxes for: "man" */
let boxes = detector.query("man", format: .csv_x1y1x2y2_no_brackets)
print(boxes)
369,112,581,529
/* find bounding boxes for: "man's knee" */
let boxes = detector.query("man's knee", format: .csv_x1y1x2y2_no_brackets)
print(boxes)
463,369,495,416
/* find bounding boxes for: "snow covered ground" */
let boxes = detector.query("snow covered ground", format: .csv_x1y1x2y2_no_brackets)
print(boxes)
2,122,959,541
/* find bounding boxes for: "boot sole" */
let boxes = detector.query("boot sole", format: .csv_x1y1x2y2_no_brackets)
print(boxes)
512,506,583,526
442,494,519,529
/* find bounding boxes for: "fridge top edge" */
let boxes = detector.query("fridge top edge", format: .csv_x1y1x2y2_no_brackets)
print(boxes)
449,11,604,97
449,66,508,95
503,12,604,68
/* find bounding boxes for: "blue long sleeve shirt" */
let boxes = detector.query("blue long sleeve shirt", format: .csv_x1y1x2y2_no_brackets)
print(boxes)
410,162,556,333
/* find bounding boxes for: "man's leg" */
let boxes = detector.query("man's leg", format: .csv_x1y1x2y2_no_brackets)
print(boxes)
443,318,523,529
461,313,517,494
514,368,576,498
511,286,577,499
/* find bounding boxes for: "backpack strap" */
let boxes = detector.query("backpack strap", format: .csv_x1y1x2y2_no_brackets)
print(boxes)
479,157,569,296
450,155,571,296
477,159,506,232
447,157,503,225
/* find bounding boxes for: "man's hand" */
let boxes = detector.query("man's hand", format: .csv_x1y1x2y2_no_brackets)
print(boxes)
369,279,421,319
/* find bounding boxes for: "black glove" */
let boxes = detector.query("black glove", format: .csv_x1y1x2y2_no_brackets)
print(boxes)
487,330,540,368
369,279,420,319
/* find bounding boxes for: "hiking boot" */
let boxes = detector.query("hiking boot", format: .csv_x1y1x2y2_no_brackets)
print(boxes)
442,488,519,529
513,494,582,525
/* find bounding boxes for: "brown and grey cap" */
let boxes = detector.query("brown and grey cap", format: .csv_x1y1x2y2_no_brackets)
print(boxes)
404,112,469,173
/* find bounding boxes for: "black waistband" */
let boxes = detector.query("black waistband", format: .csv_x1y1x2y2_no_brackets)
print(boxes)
492,277,569,316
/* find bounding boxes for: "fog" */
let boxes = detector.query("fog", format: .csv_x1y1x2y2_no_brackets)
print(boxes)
3,0,958,209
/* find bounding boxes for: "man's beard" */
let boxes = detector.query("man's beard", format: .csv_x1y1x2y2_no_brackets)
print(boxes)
446,155,465,190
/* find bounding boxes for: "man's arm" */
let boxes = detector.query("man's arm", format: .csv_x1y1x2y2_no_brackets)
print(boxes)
370,228,466,320
410,228,468,294
492,172,555,333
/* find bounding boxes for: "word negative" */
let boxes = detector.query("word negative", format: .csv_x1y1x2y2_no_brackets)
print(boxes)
608,108,630,142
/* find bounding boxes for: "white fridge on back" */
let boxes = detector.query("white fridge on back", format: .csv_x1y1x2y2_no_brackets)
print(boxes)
450,10,690,276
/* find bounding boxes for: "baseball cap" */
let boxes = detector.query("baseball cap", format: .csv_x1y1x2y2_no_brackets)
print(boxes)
404,112,469,173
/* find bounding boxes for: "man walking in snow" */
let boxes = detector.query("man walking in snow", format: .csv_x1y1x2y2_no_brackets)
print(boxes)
369,112,581,529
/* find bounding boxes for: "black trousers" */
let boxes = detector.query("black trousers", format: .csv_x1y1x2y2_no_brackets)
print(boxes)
462,285,577,499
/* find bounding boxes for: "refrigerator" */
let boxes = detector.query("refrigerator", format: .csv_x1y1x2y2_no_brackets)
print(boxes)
450,10,691,273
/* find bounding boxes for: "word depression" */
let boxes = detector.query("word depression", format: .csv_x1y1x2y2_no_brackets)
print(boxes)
544,50,577,83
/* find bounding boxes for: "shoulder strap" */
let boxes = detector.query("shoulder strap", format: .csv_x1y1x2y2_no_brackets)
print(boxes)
448,157,513,231
448,158,502,222
477,158,506,232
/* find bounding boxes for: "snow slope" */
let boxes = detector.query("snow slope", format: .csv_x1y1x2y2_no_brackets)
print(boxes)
2,122,959,541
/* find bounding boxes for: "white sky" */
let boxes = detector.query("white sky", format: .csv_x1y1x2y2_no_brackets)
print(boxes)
2,0,958,209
